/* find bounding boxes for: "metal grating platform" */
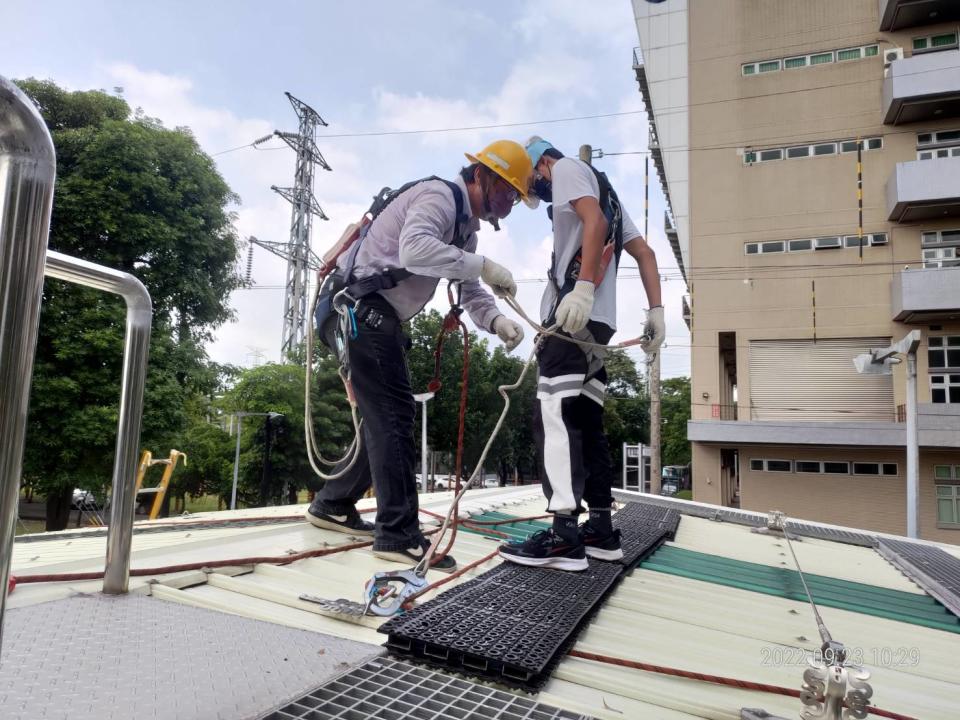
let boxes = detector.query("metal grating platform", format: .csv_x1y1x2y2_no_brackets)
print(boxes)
878,538,960,618
380,560,623,690
613,492,877,547
262,656,594,719
0,594,380,720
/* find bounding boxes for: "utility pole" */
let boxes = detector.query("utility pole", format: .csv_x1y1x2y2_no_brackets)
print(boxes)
272,92,331,359
645,154,662,495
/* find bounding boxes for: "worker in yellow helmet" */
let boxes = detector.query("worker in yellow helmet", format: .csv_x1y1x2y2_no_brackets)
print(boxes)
306,140,533,573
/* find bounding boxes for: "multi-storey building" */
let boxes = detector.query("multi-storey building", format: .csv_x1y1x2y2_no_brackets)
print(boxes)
633,0,960,541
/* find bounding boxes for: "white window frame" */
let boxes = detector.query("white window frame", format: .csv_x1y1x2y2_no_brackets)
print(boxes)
922,247,958,268
796,460,823,473
869,233,888,246
837,47,863,62
742,63,758,76
787,145,811,159
922,229,960,247
758,148,783,162
913,31,960,55
809,51,834,65
764,459,794,473
822,461,851,475
815,236,842,250
813,142,837,156
788,238,814,252
784,56,808,70
930,373,960,404
749,458,764,471
882,463,899,476
853,462,881,475
742,45,878,78
758,59,781,73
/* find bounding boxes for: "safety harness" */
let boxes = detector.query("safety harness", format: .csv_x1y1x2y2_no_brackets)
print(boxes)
546,165,624,324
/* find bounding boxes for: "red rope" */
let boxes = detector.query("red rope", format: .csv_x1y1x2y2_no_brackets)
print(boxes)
15,526,439,586
567,650,918,720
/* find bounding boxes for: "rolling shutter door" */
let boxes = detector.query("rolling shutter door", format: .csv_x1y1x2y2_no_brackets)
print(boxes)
749,338,894,421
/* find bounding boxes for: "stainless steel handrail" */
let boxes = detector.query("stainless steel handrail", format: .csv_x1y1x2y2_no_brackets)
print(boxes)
0,76,57,653
44,251,152,593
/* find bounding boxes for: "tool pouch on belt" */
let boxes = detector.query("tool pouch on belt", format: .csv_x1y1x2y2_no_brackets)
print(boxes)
315,273,345,351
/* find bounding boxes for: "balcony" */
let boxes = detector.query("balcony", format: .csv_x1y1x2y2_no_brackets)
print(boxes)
892,266,960,322
886,156,960,221
882,50,960,124
681,294,691,330
879,0,960,31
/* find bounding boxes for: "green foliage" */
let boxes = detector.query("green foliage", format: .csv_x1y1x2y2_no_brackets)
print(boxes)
661,376,692,466
14,79,241,527
220,357,354,506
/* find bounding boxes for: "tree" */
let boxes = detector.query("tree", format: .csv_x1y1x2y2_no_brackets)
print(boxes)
661,376,692,466
222,358,354,507
15,79,242,529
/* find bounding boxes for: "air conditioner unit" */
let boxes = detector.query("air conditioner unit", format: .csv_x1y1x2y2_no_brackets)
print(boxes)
884,47,904,64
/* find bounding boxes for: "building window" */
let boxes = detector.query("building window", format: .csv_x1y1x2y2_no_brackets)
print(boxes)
796,461,822,473
750,459,763,471
766,459,793,472
742,45,877,77
913,32,959,54
746,232,886,256
922,229,960,247
917,130,960,160
922,247,959,268
744,137,881,165
936,466,960,526
837,47,862,61
930,374,960,403
823,461,850,474
929,336,960,369
882,463,898,476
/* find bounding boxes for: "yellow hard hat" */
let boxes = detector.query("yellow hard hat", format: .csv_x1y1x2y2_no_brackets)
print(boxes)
465,140,533,200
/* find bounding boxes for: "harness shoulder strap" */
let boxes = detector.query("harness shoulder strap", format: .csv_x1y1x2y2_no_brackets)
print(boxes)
342,176,468,295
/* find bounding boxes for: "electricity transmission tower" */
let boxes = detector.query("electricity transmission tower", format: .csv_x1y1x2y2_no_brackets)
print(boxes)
269,91,331,359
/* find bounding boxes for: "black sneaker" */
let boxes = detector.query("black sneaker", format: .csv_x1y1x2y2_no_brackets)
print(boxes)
498,529,588,571
305,502,374,536
373,538,457,573
580,521,624,561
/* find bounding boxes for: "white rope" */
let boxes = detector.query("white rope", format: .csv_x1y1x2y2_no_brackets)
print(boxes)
304,280,364,481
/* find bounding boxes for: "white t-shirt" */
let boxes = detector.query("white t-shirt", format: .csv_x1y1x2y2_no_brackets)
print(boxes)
539,157,642,331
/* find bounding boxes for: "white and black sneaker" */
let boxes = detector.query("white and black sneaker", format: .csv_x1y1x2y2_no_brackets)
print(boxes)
305,503,374,536
498,529,589,571
373,538,457,573
580,522,624,561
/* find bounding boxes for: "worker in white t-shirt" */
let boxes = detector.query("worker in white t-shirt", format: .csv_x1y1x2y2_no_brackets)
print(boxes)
499,136,665,571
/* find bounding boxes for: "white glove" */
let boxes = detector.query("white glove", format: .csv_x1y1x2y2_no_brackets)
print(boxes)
642,305,666,353
480,257,517,298
554,280,594,334
493,315,524,351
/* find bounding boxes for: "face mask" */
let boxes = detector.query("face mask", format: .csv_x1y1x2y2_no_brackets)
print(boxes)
533,176,552,203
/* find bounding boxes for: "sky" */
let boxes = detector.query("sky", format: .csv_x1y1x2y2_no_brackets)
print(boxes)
4,0,690,378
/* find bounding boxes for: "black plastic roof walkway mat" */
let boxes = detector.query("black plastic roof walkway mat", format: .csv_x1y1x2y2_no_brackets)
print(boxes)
613,500,680,569
878,538,960,618
261,656,596,719
379,559,623,690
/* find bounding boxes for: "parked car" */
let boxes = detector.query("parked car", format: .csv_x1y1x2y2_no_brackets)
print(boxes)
71,488,96,509
660,482,679,497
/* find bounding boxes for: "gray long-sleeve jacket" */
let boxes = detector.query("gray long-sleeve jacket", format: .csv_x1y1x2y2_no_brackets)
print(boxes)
337,175,502,331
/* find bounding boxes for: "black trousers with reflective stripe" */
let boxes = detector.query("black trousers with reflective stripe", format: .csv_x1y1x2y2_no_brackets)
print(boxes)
533,321,615,515
313,295,421,551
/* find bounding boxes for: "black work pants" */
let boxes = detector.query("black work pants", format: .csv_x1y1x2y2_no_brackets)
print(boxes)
312,296,421,551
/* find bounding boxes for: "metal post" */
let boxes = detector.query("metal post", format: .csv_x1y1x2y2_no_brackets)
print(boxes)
622,442,627,490
413,393,434,493
421,403,428,493
44,251,152,594
906,351,919,538
0,76,57,651
231,414,243,510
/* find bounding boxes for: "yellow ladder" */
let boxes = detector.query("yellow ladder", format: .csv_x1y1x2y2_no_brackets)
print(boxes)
134,449,187,520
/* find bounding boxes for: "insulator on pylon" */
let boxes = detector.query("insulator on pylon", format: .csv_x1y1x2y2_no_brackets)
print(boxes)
245,244,254,283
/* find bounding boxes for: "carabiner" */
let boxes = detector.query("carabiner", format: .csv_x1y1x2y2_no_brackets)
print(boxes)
362,569,429,617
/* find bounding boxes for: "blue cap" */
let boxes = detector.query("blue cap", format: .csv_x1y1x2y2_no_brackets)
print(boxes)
525,137,554,168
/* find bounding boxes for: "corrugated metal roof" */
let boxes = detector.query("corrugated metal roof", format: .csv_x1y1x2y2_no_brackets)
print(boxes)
10,486,960,719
